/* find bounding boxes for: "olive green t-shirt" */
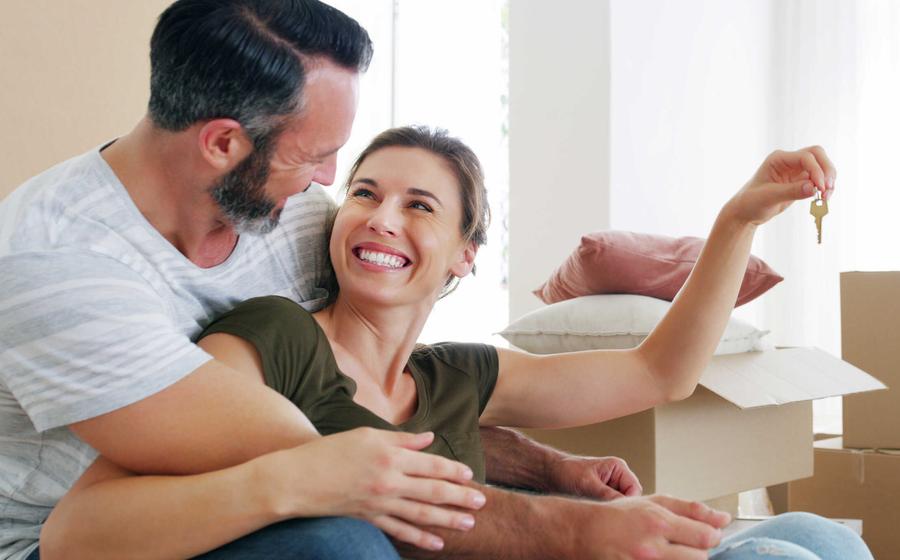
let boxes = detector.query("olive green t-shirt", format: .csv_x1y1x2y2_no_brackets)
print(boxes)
201,296,499,482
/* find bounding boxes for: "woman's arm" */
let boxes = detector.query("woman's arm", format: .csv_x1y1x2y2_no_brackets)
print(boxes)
40,333,485,559
41,428,482,560
481,147,835,429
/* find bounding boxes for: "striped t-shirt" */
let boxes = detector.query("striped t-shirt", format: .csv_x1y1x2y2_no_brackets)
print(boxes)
0,146,336,560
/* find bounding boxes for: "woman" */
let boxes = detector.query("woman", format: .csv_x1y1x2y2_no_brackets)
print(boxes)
40,127,869,559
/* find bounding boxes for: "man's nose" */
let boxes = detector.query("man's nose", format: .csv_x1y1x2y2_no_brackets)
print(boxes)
312,153,338,187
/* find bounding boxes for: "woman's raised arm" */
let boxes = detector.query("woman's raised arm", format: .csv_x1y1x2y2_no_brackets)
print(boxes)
481,146,835,429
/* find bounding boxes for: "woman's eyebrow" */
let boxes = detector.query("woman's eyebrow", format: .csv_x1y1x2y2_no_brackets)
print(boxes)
407,187,443,208
352,179,443,208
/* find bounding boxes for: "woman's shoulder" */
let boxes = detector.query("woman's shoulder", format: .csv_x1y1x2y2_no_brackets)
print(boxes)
202,295,321,342
412,342,498,378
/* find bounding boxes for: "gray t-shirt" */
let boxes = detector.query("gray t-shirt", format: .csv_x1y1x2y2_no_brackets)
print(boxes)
0,146,336,560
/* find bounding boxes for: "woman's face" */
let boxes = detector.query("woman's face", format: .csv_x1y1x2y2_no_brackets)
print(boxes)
330,146,475,308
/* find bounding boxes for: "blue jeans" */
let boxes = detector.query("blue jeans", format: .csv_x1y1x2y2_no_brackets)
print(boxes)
193,517,399,559
710,512,873,560
27,517,399,560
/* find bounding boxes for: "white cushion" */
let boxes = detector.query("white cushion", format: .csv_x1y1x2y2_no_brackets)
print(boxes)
499,294,770,355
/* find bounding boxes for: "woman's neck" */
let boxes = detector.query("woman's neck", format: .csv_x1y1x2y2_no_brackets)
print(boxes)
314,294,435,394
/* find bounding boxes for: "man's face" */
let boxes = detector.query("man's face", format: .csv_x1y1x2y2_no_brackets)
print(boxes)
211,60,360,235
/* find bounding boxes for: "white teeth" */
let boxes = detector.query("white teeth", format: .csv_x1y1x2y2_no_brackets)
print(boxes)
358,249,406,269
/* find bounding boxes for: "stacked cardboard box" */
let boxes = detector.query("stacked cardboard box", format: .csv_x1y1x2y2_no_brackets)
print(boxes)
788,272,900,559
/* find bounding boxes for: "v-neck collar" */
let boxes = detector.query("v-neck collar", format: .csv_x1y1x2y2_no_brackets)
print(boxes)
310,317,431,430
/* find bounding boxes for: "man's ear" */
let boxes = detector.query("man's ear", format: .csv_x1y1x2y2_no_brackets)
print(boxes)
449,241,478,279
197,119,253,172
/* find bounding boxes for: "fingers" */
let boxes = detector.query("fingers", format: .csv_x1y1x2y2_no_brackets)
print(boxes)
775,149,827,193
620,475,643,497
400,446,476,484
609,462,643,497
802,145,837,200
399,476,486,510
388,429,436,451
660,509,723,550
382,497,476,532
777,179,815,202
651,495,732,529
585,481,624,501
371,514,445,552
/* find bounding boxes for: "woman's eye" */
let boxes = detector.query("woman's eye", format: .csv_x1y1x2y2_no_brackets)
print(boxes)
409,200,433,212
351,188,375,199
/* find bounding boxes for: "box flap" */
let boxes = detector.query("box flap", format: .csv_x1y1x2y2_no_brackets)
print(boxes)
699,347,886,409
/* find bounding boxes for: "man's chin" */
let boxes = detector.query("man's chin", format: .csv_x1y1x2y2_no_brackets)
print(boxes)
233,209,282,236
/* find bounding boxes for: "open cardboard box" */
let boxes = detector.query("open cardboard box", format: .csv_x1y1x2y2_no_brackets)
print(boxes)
523,348,884,502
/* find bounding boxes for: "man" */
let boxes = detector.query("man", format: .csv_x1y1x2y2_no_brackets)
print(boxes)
0,1,728,558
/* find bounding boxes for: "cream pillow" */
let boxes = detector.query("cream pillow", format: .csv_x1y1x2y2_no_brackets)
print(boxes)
499,294,770,355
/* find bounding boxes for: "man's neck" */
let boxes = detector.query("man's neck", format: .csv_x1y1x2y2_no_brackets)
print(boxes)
101,117,238,268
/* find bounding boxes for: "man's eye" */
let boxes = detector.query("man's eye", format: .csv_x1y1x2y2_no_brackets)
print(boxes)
409,201,433,212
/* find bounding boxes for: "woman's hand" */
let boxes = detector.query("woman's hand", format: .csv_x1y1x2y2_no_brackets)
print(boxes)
256,427,486,551
724,145,836,226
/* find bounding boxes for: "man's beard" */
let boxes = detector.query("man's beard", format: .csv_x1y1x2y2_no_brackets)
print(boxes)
209,145,282,236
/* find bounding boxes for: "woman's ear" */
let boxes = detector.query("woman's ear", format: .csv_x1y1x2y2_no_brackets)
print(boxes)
449,241,478,279
197,119,254,172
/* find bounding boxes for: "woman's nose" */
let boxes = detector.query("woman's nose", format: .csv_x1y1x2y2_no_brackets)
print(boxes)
367,205,400,237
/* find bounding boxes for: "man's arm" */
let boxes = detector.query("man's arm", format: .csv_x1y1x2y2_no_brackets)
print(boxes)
480,426,642,499
41,429,482,559
66,334,483,549
393,482,730,559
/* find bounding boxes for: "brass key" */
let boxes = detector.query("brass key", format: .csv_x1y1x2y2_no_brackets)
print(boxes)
810,193,828,244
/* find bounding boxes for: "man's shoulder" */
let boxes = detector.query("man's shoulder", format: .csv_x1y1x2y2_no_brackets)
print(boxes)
279,184,337,229
0,147,120,255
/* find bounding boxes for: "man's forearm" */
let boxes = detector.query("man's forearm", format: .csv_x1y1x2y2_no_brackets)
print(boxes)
393,482,575,560
480,426,556,491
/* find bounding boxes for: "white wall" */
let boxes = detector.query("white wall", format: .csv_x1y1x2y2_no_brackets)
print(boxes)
509,0,612,320
509,0,778,325
609,0,777,327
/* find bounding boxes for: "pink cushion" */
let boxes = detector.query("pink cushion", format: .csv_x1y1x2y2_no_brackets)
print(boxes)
534,231,783,307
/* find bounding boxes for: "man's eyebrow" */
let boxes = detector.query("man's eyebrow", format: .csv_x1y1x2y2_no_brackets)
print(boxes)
350,179,443,207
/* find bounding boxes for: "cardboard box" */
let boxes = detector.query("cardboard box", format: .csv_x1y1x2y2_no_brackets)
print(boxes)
789,437,900,560
523,348,884,502
841,271,900,449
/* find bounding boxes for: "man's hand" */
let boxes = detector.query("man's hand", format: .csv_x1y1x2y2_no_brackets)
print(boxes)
480,427,641,500
548,454,642,500
575,494,732,559
394,482,732,559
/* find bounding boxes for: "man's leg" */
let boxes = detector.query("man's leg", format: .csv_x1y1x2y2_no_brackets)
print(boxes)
193,516,400,560
710,512,873,560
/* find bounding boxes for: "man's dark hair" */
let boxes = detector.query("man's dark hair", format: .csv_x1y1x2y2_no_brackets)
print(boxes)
148,0,372,147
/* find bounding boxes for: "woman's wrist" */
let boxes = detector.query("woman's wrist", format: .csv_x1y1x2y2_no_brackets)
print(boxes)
718,195,759,233
243,449,307,523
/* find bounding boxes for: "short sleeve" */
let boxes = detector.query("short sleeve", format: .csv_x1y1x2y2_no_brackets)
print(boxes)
425,343,499,415
0,250,212,432
199,296,350,409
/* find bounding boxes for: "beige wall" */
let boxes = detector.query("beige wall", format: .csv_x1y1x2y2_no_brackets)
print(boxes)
0,1,172,200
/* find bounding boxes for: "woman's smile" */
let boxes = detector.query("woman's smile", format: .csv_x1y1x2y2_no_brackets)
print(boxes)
352,241,413,271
